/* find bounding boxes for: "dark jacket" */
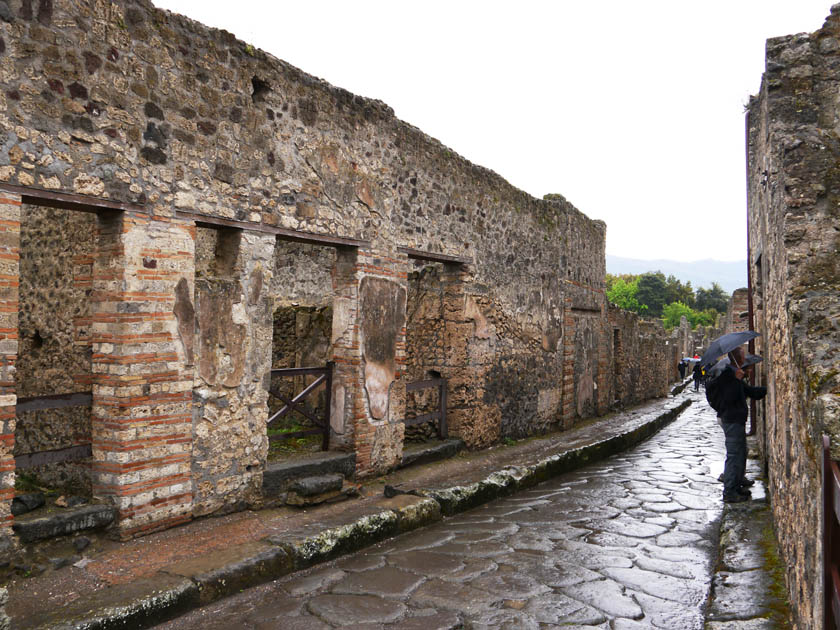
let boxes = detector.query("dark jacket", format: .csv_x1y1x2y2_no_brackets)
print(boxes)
716,366,767,424
692,363,703,380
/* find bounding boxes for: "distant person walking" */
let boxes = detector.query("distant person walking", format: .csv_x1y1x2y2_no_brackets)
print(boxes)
692,362,703,391
678,359,687,379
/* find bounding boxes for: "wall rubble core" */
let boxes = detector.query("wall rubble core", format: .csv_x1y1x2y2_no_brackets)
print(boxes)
0,0,683,544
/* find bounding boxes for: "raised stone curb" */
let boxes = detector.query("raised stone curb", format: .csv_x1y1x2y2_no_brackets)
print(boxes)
28,397,691,630
188,546,295,606
36,576,199,630
671,376,693,396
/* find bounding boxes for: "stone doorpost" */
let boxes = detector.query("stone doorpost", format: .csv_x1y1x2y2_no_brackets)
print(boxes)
90,212,195,538
0,193,19,545
330,248,409,477
191,229,274,516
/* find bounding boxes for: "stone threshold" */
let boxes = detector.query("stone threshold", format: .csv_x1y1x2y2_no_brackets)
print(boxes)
12,504,117,544
399,438,464,470
262,451,356,499
16,396,691,630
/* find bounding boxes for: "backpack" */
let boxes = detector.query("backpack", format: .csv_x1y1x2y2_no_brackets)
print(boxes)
705,372,724,413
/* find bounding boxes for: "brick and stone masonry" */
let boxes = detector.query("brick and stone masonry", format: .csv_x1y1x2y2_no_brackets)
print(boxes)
747,6,840,629
0,0,685,543
90,211,195,538
0,194,18,538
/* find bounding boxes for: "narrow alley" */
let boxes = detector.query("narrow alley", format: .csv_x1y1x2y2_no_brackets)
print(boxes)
152,390,786,629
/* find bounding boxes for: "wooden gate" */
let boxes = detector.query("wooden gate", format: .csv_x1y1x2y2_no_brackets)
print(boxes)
267,363,333,451
403,378,448,439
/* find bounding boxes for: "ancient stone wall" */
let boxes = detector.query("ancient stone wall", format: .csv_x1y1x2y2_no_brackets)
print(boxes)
747,8,840,628
272,241,335,310
607,306,674,408
724,287,750,334
403,263,447,441
0,0,679,540
191,227,273,517
15,205,95,493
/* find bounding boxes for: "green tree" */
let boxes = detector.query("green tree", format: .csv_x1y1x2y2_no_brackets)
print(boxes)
661,301,694,330
693,308,717,327
606,276,647,314
664,275,695,308
695,282,728,313
636,272,668,317
662,302,718,330
606,273,637,293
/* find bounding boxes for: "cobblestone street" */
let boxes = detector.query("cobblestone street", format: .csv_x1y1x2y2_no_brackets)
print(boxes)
154,392,762,630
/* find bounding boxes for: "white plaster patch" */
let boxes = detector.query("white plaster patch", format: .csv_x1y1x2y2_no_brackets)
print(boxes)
538,388,561,419
364,360,393,421
231,301,248,325
465,296,493,340
331,297,355,346
331,383,345,434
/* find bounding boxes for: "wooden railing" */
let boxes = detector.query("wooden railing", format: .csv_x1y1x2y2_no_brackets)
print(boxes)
824,435,840,629
404,378,448,439
267,363,333,451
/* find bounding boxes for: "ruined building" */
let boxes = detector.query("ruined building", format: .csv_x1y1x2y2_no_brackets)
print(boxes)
0,0,683,543
747,6,840,629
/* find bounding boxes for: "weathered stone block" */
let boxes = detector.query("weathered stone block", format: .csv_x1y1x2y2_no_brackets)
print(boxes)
12,504,116,542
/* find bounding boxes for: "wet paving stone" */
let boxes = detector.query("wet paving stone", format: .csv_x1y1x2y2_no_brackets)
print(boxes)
330,566,424,598
155,395,746,630
306,593,406,625
407,578,502,615
385,549,464,576
255,616,330,630
562,577,645,619
707,568,774,621
394,610,461,630
283,568,346,596
438,557,496,582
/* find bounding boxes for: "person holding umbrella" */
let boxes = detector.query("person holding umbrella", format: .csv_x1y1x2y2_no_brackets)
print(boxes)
700,333,767,503
692,361,703,391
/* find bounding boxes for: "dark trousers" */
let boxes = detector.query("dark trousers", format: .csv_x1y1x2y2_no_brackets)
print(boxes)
722,421,747,495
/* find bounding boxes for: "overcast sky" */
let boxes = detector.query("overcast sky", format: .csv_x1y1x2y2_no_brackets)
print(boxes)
153,1,832,262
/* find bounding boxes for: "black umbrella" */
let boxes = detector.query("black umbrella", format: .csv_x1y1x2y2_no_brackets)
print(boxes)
707,353,763,379
742,353,763,368
698,331,760,367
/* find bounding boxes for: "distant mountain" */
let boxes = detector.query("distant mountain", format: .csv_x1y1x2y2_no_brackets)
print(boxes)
606,255,747,295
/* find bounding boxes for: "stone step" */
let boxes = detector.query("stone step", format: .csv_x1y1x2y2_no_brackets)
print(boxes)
400,438,465,470
12,504,117,543
285,474,360,507
263,451,356,498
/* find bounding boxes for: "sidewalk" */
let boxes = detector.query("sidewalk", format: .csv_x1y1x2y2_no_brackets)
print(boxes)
706,431,792,629
6,393,689,629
